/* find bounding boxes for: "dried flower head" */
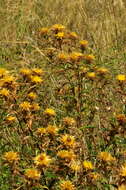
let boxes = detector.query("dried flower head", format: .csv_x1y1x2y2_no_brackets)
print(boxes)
69,160,81,172
39,27,49,35
96,67,108,75
80,40,88,50
3,151,19,163
57,53,69,62
116,114,126,124
60,180,75,190
85,54,95,63
25,168,41,180
63,117,76,126
68,32,78,40
34,153,52,167
69,52,84,62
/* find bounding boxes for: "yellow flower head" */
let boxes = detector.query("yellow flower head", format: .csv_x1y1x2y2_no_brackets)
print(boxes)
116,74,126,82
20,68,32,76
2,75,15,84
46,125,58,135
116,114,126,124
118,184,126,190
27,92,37,100
69,52,84,62
68,32,78,40
98,152,116,162
83,160,94,170
0,68,8,77
31,103,40,111
25,168,41,180
85,54,95,62
63,117,76,126
57,53,69,62
60,134,76,147
120,163,126,176
69,160,81,172
57,150,76,161
96,67,108,75
87,72,96,79
89,172,101,181
0,88,10,97
19,101,31,111
36,127,46,135
32,68,44,75
39,27,49,35
60,180,75,190
34,153,52,167
51,24,65,32
55,32,65,39
80,40,88,49
30,75,43,83
6,116,16,122
43,108,56,116
3,151,19,163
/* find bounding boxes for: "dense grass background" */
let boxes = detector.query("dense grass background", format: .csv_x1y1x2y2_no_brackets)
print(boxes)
0,1,126,190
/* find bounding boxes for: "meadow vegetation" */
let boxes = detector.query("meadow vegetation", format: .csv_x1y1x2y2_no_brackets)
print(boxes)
0,1,126,190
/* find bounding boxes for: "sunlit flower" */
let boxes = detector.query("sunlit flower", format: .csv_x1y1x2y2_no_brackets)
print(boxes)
67,32,78,40
116,74,126,82
32,68,44,75
43,108,56,116
39,27,49,35
6,116,16,122
31,103,40,111
19,101,31,111
0,88,10,97
118,184,126,190
116,114,126,124
34,153,52,167
20,68,32,76
69,160,81,172
0,68,8,77
2,75,15,84
57,150,76,161
46,125,58,135
3,151,19,163
69,52,84,62
98,152,116,162
55,32,65,39
85,54,95,63
83,160,94,170
57,53,69,62
96,67,108,75
60,180,75,190
80,40,88,50
51,24,65,32
63,117,76,126
87,72,96,79
25,168,41,180
36,127,46,135
30,75,43,83
60,134,76,147
120,163,126,176
27,92,37,100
